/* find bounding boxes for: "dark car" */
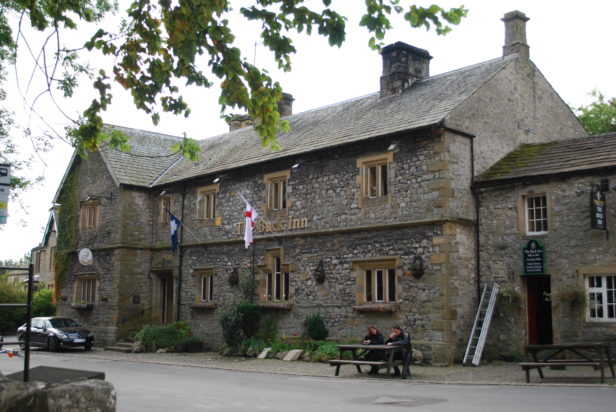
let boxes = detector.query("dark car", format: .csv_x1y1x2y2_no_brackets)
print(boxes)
0,334,3,349
17,317,94,351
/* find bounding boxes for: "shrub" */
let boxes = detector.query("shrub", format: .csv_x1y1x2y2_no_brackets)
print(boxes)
0,280,26,333
135,322,193,352
236,302,262,338
310,341,339,362
219,308,244,352
306,314,328,340
32,288,56,317
177,336,204,352
241,337,268,354
259,314,279,342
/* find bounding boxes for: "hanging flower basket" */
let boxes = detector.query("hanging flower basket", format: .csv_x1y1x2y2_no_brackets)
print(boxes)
228,268,239,287
313,259,326,284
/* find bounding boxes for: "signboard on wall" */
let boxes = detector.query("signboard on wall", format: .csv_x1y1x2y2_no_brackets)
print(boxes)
590,186,607,230
523,239,545,275
0,163,10,225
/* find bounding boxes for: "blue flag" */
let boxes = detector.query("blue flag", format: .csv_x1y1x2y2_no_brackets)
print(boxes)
169,213,181,252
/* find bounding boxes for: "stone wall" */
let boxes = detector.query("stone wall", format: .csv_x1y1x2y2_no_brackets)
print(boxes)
478,171,616,356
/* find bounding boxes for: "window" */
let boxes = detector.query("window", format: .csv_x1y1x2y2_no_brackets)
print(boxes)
49,246,55,270
75,275,97,303
265,171,290,211
194,269,215,304
352,257,399,306
357,153,393,206
197,185,218,220
80,201,100,229
526,194,548,234
587,275,616,321
260,250,291,302
34,251,42,273
365,268,396,303
160,195,172,224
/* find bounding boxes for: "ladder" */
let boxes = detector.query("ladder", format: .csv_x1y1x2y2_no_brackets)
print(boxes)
463,282,500,366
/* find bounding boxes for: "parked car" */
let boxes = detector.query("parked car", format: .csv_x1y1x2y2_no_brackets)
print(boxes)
0,334,3,349
17,317,94,351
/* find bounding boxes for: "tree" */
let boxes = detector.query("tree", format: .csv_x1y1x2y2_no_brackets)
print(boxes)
0,1,467,161
574,90,616,135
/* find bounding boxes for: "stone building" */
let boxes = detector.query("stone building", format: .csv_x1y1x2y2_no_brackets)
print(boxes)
51,11,600,364
30,211,58,291
474,132,616,358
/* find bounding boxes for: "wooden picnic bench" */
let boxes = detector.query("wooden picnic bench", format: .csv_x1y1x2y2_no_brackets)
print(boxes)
520,343,615,383
330,344,403,377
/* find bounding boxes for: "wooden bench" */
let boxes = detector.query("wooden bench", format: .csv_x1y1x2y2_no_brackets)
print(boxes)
329,359,390,376
519,361,604,383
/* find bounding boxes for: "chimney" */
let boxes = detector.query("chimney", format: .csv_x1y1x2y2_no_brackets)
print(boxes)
502,11,529,58
277,92,294,117
380,42,432,98
228,114,254,132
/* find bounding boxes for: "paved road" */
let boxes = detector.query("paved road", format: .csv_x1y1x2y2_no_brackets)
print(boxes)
1,350,614,412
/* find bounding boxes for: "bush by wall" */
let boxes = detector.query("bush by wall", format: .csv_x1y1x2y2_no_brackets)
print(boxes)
134,322,193,352
306,313,328,340
32,288,56,317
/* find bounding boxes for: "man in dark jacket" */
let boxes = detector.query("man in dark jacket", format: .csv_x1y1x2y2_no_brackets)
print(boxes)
386,325,412,379
362,326,384,374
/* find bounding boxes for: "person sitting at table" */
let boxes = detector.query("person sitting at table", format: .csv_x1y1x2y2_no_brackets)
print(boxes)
386,325,412,379
361,325,384,374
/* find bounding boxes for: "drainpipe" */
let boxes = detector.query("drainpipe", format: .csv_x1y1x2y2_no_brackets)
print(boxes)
470,139,482,303
177,186,186,322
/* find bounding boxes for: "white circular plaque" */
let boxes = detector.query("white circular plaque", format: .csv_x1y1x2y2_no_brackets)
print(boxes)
78,248,93,265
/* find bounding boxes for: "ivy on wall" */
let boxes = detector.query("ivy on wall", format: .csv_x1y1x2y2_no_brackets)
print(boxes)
54,169,79,300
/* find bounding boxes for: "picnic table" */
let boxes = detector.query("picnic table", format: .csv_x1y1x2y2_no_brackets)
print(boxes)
520,343,615,383
329,343,403,377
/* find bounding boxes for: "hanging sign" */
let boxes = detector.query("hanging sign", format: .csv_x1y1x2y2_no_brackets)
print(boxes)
0,164,10,225
590,186,607,230
522,239,545,275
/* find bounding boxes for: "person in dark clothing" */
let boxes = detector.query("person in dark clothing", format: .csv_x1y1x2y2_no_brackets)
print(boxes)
361,326,384,374
386,325,412,379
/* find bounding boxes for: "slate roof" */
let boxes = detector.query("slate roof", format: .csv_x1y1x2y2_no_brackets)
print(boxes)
99,54,518,187
98,125,184,187
475,132,616,186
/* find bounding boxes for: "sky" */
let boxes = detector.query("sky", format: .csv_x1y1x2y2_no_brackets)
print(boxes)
1,0,616,261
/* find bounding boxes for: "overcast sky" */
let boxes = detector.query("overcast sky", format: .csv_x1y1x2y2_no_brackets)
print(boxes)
1,0,615,261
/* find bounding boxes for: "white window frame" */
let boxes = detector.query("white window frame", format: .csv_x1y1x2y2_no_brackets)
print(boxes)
364,268,396,303
525,194,548,235
587,274,616,322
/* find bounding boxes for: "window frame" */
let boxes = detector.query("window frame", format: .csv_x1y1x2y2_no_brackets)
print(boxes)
259,249,292,302
196,185,219,221
525,194,548,235
352,257,400,306
80,200,100,230
194,268,215,303
160,195,172,224
587,274,616,322
264,170,290,212
74,274,98,303
356,153,394,207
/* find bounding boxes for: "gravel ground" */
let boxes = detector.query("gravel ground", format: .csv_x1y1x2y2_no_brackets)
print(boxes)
57,348,615,387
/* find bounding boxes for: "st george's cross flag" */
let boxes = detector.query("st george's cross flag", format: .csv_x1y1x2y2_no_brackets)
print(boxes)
169,212,181,252
239,194,258,248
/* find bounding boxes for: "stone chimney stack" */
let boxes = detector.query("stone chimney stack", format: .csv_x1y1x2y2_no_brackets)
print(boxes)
228,114,254,132
380,42,432,98
502,10,529,58
277,93,294,117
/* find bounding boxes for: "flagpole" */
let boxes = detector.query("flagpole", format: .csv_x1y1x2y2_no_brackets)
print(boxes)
251,242,255,303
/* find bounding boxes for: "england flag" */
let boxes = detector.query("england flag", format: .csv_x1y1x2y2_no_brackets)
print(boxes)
239,194,258,248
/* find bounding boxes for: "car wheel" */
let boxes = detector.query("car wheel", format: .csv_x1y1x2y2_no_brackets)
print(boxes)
17,334,26,350
48,337,59,352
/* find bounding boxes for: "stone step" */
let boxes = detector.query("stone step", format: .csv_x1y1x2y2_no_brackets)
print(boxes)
105,342,134,353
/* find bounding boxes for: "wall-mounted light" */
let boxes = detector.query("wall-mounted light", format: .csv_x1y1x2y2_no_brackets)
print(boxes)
213,177,221,183
387,143,397,151
291,162,301,169
409,255,425,279
83,192,114,202
159,190,167,197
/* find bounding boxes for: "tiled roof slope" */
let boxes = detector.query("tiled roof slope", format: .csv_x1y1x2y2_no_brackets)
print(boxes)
99,125,183,187
476,132,616,185
155,55,517,186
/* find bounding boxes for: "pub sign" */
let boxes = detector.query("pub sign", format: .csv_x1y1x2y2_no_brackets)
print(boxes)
590,186,607,230
522,239,545,275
